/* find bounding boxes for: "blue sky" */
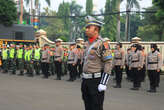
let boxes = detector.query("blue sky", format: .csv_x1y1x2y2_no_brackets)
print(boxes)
38,0,152,12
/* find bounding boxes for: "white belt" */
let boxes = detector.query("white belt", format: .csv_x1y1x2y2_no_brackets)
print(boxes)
82,72,101,79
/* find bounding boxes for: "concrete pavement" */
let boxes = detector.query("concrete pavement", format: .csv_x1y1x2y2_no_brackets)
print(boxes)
0,73,163,110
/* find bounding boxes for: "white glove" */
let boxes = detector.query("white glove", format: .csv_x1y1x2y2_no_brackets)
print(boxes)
98,84,107,92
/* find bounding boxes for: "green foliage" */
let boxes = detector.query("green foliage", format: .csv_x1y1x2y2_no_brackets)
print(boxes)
137,6,164,41
40,1,85,41
102,0,117,41
40,9,69,41
0,0,17,26
86,0,93,15
57,2,71,30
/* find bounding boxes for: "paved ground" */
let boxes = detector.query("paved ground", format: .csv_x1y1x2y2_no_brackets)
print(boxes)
0,72,163,110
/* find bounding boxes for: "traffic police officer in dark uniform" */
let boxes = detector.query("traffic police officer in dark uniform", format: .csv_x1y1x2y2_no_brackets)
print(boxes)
81,16,112,110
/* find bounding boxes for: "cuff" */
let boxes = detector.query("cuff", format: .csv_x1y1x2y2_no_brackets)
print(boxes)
100,73,110,85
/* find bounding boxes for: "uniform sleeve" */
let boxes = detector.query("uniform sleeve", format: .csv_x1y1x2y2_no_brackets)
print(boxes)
60,47,64,60
121,50,125,66
145,54,148,70
100,42,112,74
47,50,51,63
129,53,132,68
80,51,84,63
157,53,162,70
73,50,78,64
138,51,143,68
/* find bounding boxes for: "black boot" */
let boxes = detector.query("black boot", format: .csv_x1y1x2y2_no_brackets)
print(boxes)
113,84,121,88
130,87,139,90
147,87,156,93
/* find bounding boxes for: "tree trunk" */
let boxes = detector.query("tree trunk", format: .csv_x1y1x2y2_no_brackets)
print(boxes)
20,0,23,24
116,1,121,41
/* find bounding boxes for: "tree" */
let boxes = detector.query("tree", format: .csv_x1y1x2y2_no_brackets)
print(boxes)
137,6,164,41
24,0,51,25
0,0,17,26
125,0,140,41
102,0,117,41
40,8,69,41
116,0,123,41
69,0,85,41
57,1,71,30
86,0,93,15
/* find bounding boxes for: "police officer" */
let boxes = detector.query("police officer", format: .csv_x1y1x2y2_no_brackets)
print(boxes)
63,47,68,75
81,16,112,110
33,44,41,75
49,46,55,76
113,42,125,88
146,44,162,93
54,39,63,80
17,43,24,76
41,44,50,78
26,45,34,77
125,48,131,81
76,45,83,78
140,46,146,82
2,45,9,73
9,43,16,74
67,43,78,81
129,44,143,90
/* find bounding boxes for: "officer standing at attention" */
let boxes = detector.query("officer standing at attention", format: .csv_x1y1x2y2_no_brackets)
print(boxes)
49,46,55,76
17,43,24,76
33,44,41,75
81,16,112,110
113,42,125,88
76,45,83,78
54,39,63,80
26,45,34,77
146,44,162,93
129,44,143,90
9,43,16,75
2,45,9,73
41,44,50,79
67,43,78,81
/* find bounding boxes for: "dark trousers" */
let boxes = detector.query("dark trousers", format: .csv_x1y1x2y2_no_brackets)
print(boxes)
68,64,77,80
34,61,40,75
114,66,123,85
140,65,146,82
157,71,160,87
54,61,62,79
81,78,104,110
125,65,130,79
41,62,49,78
131,68,141,88
148,70,158,89
77,59,82,77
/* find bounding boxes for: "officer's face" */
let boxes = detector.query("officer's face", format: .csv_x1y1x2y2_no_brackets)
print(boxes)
151,48,155,52
116,45,120,49
56,42,61,46
131,47,136,51
85,25,98,38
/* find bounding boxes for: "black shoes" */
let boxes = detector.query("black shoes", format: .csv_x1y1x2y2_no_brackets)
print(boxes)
113,85,121,88
130,87,139,90
147,89,156,93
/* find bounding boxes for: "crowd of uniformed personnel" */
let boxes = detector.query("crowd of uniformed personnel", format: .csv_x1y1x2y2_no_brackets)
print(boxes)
0,38,163,93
